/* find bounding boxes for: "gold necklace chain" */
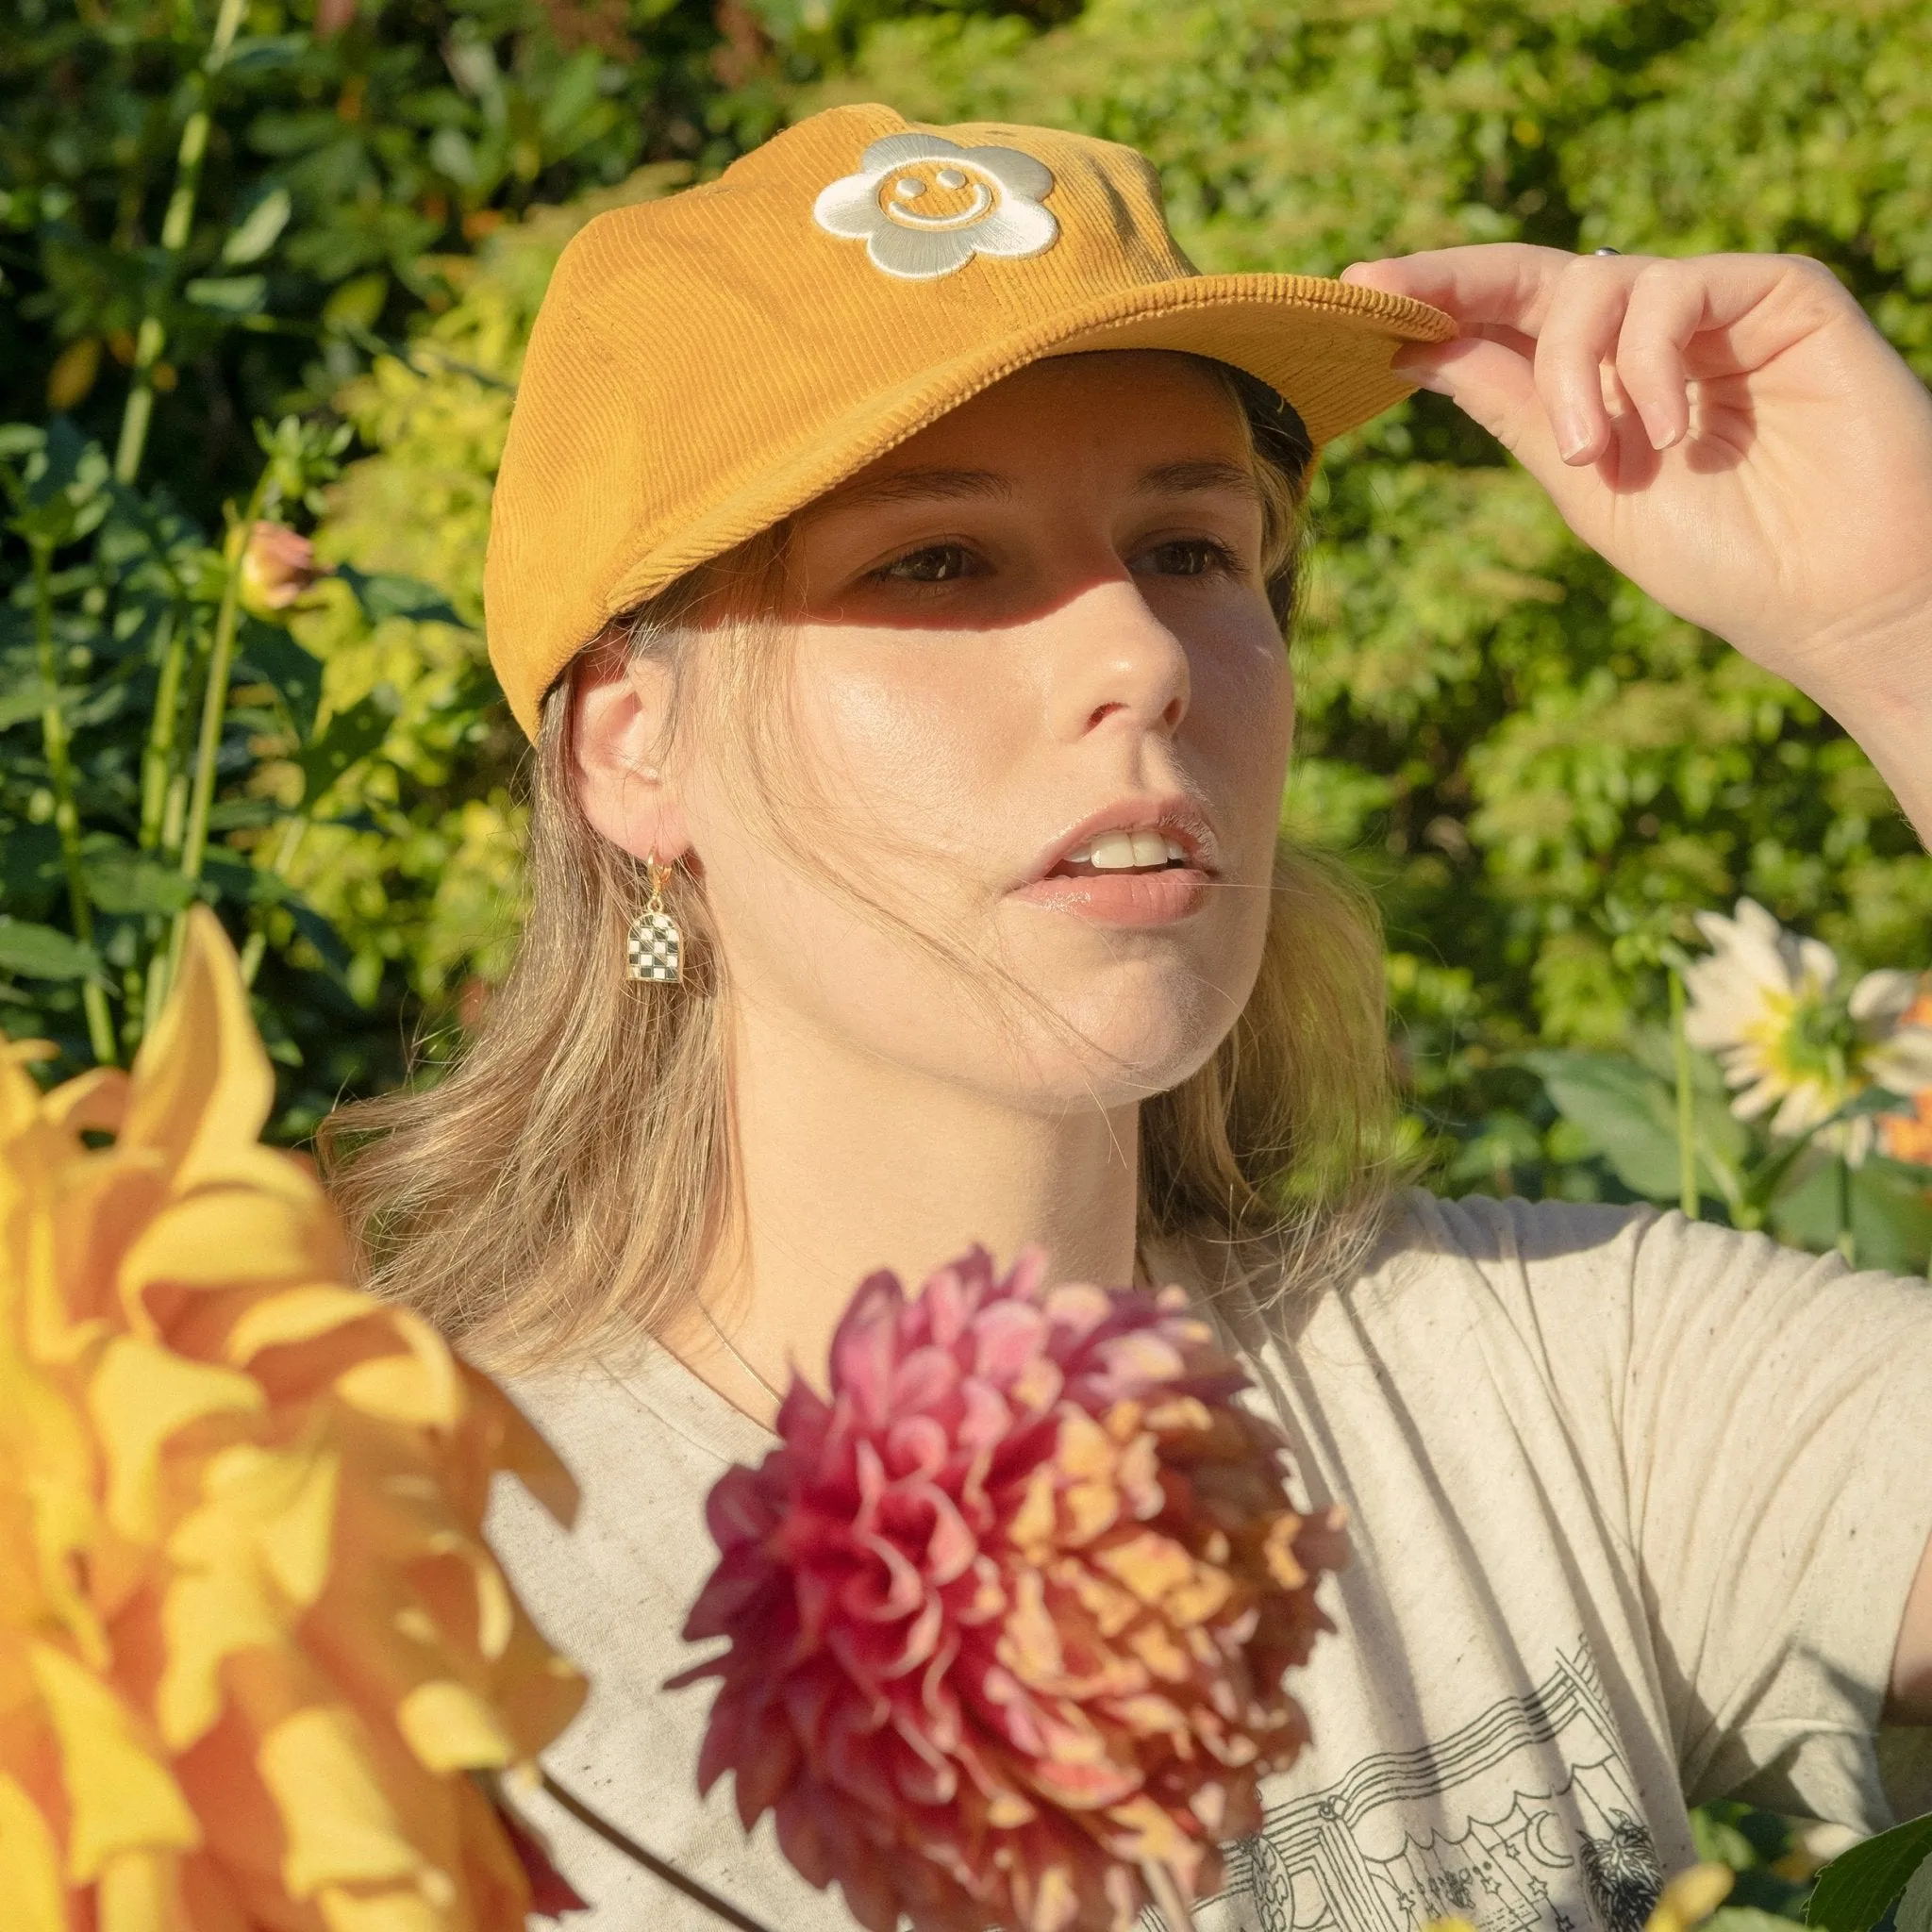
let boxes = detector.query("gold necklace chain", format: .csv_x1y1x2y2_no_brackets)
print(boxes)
695,1248,1159,1414
695,1297,786,1407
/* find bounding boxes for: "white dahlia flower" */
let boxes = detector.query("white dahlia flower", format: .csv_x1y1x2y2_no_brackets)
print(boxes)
1682,899,1932,1164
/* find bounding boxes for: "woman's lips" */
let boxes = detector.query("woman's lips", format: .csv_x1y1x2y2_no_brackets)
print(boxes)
1008,866,1210,925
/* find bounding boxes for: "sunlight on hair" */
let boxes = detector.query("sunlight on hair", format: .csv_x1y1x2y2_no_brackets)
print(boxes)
321,362,1407,1370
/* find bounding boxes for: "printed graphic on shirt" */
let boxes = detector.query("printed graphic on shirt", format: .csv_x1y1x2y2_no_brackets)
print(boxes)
1214,1642,1663,1932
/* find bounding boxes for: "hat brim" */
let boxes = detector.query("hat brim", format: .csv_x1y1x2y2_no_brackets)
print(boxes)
558,273,1452,725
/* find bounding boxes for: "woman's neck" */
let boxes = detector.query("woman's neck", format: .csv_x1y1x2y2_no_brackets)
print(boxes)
668,998,1142,1423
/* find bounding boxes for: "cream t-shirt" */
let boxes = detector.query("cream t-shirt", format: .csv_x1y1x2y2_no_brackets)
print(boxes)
484,1193,1932,1932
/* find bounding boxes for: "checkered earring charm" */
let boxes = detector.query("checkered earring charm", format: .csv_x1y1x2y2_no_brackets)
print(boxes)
625,856,683,984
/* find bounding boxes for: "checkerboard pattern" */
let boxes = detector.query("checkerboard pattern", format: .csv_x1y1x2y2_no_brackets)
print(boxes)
626,908,683,983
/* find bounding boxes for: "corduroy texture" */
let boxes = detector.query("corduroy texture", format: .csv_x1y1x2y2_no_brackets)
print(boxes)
484,103,1457,738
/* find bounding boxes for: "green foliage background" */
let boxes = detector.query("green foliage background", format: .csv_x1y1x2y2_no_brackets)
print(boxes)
5,0,1929,1161
4,0,1929,1890
803,0,1932,1215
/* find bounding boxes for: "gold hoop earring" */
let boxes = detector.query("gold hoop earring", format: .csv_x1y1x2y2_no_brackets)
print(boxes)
625,854,684,984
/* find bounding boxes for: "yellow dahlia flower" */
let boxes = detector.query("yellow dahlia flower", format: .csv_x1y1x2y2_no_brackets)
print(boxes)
1642,1863,1734,1932
0,908,585,1931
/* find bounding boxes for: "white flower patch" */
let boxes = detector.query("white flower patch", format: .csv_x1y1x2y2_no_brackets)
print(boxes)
812,133,1058,281
1682,895,1932,1163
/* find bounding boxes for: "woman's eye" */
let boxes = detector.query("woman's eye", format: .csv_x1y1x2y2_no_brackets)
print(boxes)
874,543,982,584
1136,538,1240,578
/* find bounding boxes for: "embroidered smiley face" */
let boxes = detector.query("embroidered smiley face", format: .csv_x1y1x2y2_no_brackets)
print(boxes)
812,133,1058,281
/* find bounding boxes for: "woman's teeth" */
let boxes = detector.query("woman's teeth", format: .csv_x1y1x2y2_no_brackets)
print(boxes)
1055,830,1191,874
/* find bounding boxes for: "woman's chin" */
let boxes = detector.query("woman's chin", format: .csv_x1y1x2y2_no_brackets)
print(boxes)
994,1000,1235,1113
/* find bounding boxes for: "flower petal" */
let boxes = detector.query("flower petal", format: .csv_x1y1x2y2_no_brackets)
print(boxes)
31,1642,200,1882
682,1244,1339,1931
258,1706,425,1896
867,221,977,281
395,1681,516,1774
119,910,275,1191
89,1336,263,1543
960,142,1054,200
811,172,888,240
969,196,1058,260
0,1769,69,1932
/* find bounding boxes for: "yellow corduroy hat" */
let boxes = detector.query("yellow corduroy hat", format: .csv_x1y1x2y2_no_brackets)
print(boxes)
485,102,1455,738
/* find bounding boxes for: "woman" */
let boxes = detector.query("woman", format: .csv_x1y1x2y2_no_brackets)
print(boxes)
324,105,1932,1931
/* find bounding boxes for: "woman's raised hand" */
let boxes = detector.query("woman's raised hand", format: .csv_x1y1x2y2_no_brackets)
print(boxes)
1341,245,1932,837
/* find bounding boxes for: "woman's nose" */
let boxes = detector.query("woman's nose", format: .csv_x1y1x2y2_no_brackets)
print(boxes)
1040,577,1191,744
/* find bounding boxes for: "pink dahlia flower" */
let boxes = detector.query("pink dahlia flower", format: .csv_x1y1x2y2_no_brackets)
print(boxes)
671,1246,1345,1932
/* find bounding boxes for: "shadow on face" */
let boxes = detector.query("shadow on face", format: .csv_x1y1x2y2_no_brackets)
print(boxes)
586,350,1300,1113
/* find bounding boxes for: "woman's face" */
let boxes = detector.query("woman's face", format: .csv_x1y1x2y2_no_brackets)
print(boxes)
599,350,1295,1111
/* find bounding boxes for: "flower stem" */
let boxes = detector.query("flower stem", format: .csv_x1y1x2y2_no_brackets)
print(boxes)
132,602,194,1041
1669,969,1698,1220
113,0,248,487
162,469,268,993
140,605,188,852
1141,1857,1199,1932
1835,1155,1856,1269
31,539,117,1064
537,1773,778,1932
238,815,308,987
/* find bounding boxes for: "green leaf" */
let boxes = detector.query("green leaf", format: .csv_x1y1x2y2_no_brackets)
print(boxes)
80,841,196,916
1690,1809,1761,1870
294,693,393,803
240,108,341,157
1522,1052,1684,1200
198,856,355,985
239,617,325,741
537,49,606,149
0,917,98,982
286,895,354,981
222,33,307,73
184,275,268,314
4,418,109,549
0,824,61,910
222,187,291,265
0,672,58,730
1808,1816,1932,1932
1772,1157,1932,1274
1711,1911,1814,1932
1521,1049,1757,1208
322,272,389,335
334,562,466,629
206,798,285,832
1896,1851,1932,1932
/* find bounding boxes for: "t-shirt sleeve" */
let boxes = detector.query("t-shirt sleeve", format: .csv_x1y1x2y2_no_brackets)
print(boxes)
1616,1210,1932,1826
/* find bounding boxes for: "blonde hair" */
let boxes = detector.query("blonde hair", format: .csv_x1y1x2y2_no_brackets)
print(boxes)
320,359,1404,1371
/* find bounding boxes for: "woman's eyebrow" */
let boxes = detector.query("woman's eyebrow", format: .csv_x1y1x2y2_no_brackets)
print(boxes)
811,452,1252,513
1136,458,1263,502
817,456,1259,517
821,467,1016,511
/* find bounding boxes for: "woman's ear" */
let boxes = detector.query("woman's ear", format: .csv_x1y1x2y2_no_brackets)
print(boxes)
571,649,691,864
